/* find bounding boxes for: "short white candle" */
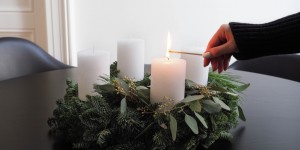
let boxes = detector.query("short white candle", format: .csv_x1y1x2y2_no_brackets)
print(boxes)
150,58,186,104
77,50,110,100
181,47,209,85
117,39,144,81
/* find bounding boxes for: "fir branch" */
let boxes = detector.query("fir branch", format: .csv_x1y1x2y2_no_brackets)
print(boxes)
110,61,120,78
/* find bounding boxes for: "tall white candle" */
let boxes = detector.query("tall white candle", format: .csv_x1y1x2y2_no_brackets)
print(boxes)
77,50,110,100
117,39,144,81
181,47,209,85
150,58,186,104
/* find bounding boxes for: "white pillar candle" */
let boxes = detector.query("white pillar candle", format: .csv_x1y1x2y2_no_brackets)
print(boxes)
117,39,144,81
77,50,110,100
150,58,186,104
181,47,209,85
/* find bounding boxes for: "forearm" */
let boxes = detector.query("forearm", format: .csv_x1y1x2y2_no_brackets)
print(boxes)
229,12,300,60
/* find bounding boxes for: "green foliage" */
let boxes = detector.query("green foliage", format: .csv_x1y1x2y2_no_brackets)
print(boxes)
48,62,249,149
110,61,120,78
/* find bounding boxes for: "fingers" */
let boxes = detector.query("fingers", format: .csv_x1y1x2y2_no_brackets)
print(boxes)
203,57,210,67
203,24,237,73
204,54,232,73
223,54,232,71
206,41,236,58
211,58,218,72
218,57,223,73
205,24,237,57
203,43,233,73
207,24,228,50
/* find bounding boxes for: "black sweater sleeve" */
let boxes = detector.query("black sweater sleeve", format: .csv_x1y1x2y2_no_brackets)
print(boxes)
229,12,300,60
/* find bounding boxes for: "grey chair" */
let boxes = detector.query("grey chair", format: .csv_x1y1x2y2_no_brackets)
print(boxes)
0,37,72,81
229,54,300,82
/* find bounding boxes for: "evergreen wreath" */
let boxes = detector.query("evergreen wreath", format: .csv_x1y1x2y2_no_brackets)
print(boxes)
48,62,249,150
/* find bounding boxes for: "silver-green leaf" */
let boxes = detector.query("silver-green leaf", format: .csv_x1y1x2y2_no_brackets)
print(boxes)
182,95,204,103
189,101,201,112
137,89,150,104
238,105,246,121
194,112,208,129
115,78,129,95
120,98,127,114
169,114,177,141
136,86,148,90
185,114,198,134
236,83,250,92
202,100,221,114
225,92,238,97
96,84,115,92
213,97,231,111
186,79,198,87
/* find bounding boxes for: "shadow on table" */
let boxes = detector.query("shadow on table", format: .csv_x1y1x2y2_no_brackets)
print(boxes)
49,126,246,150
52,140,72,150
50,139,233,150
51,140,232,150
48,132,72,150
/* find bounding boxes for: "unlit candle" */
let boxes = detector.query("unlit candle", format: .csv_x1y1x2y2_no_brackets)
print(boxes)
117,39,144,81
77,50,110,100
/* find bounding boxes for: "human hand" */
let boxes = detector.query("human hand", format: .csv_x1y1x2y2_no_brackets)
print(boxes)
203,24,238,73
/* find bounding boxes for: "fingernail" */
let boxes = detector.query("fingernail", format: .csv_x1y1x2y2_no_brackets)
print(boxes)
203,52,211,58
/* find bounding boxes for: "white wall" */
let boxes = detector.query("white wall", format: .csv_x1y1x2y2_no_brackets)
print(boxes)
68,0,300,65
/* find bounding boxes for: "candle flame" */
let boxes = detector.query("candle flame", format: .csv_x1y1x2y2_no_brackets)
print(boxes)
166,31,171,58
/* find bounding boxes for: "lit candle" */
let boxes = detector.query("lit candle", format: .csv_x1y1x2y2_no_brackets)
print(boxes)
181,47,209,85
117,39,144,81
77,50,110,100
150,33,186,104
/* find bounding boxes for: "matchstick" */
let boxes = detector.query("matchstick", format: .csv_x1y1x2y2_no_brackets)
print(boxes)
168,50,203,56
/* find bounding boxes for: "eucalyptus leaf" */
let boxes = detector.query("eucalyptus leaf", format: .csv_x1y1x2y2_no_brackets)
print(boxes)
96,84,115,92
238,105,246,121
120,98,127,114
209,86,227,92
137,89,150,99
236,83,250,92
202,100,221,114
186,79,198,87
137,89,150,105
174,102,186,108
115,78,129,95
169,114,177,141
189,101,201,112
225,92,238,97
185,114,199,134
194,112,208,129
182,95,204,103
186,90,199,95
136,86,148,90
213,97,231,111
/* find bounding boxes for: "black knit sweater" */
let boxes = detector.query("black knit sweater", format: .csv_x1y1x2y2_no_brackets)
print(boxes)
229,12,300,60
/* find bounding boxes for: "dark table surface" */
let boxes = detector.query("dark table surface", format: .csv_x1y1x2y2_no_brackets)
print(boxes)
0,68,300,150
